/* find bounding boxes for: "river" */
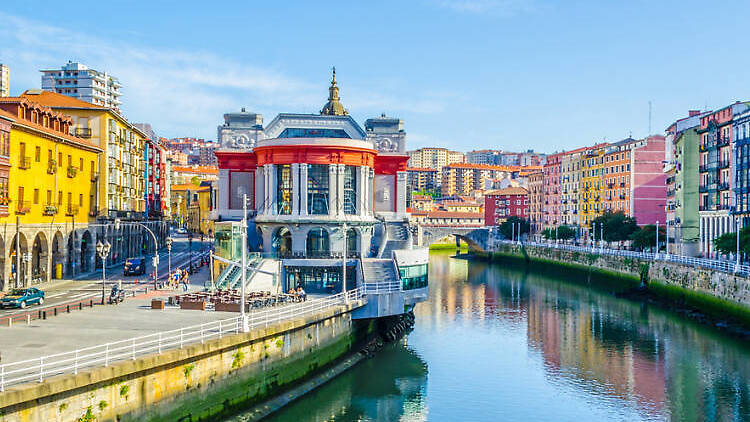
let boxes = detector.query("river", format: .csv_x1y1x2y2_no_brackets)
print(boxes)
237,251,750,421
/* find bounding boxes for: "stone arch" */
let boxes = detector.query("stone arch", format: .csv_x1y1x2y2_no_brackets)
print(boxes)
272,226,292,257
51,230,65,279
67,231,78,276
31,231,49,284
9,232,29,288
80,230,93,273
306,227,330,257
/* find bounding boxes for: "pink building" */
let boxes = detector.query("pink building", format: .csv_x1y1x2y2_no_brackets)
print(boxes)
542,153,562,229
629,135,667,225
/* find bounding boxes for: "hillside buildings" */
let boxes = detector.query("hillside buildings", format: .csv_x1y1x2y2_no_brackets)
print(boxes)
40,61,122,109
0,64,9,97
484,187,529,226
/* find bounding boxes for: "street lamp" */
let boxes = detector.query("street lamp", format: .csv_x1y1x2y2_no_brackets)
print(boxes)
240,194,249,332
22,252,32,287
735,217,741,273
166,237,173,278
96,240,111,304
655,220,659,257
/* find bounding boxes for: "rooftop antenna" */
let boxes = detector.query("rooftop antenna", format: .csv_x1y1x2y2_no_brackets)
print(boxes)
648,100,652,135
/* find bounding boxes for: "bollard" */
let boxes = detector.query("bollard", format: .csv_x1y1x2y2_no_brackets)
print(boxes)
42,311,46,320
26,314,30,325
54,308,57,317
89,299,93,308
79,302,83,311
66,305,70,313
7,318,11,327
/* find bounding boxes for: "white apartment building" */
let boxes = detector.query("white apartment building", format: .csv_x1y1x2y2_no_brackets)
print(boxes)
41,61,122,109
0,64,9,97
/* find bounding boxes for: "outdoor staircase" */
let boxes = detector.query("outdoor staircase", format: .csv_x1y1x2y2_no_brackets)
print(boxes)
379,223,411,258
361,258,400,291
214,254,262,290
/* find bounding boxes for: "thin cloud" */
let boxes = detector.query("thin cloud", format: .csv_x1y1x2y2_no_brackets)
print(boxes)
0,12,449,139
434,0,537,15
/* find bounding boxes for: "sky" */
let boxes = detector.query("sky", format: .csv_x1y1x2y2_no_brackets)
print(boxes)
1,0,749,153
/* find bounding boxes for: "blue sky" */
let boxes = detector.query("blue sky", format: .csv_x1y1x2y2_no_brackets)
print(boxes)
1,1,748,153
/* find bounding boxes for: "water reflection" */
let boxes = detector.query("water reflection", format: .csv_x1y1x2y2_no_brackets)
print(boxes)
233,252,750,421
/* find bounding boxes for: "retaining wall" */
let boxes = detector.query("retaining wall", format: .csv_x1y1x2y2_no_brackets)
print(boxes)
0,302,373,422
478,243,750,314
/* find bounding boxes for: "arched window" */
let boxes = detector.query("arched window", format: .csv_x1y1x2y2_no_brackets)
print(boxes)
306,228,329,257
272,227,292,257
346,228,358,257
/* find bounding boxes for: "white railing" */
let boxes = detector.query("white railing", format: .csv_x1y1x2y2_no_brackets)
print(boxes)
362,281,402,294
492,239,750,276
0,289,363,392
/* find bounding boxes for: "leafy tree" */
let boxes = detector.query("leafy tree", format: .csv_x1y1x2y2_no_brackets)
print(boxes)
713,226,750,255
542,225,576,240
630,224,666,250
591,211,639,242
499,217,530,239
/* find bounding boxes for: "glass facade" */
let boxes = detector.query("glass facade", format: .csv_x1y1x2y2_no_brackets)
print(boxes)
277,164,292,215
272,226,292,256
306,228,330,257
344,166,357,214
399,264,428,290
278,128,350,139
308,164,329,214
284,265,356,294
346,228,358,256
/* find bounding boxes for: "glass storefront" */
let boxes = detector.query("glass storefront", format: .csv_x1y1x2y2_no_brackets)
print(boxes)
399,263,428,290
308,164,329,214
284,265,356,294
277,164,292,214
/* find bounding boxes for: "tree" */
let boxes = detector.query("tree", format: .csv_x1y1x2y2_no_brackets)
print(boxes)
499,217,530,240
630,224,666,250
713,226,750,255
542,225,575,240
591,211,638,242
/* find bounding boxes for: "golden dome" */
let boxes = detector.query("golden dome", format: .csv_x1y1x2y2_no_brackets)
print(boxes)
320,67,349,116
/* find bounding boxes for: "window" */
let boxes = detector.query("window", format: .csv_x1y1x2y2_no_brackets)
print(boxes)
58,191,62,205
276,164,293,215
343,166,356,214
46,190,52,205
79,158,83,170
306,227,330,257
90,161,95,174
35,146,40,162
79,194,83,206
33,189,39,204
58,152,63,167
307,164,329,215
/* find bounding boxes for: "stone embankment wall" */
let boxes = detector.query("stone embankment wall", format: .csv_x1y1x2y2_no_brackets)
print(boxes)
0,303,372,422
478,243,750,312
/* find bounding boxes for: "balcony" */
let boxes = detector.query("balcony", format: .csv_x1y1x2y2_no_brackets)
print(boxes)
66,204,80,216
620,182,626,187
18,156,30,170
43,204,58,216
619,194,626,199
75,127,92,139
47,160,57,174
718,137,730,147
718,182,730,190
719,160,730,169
15,200,30,214
67,166,78,178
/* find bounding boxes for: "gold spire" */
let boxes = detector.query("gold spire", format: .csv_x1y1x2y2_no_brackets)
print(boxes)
320,66,348,116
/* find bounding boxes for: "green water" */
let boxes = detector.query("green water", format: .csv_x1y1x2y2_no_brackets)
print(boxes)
239,252,750,421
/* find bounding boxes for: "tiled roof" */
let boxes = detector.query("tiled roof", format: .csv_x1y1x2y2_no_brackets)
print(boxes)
171,183,210,192
426,211,484,219
0,107,102,152
173,165,219,174
16,90,107,110
485,186,528,196
405,167,438,172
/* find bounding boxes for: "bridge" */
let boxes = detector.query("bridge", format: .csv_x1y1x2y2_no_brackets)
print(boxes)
411,225,481,247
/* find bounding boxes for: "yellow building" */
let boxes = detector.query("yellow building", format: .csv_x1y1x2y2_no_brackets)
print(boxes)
17,90,146,219
579,144,608,225
0,96,101,289
171,183,214,235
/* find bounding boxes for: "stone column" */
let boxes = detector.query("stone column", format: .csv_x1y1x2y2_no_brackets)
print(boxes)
337,164,346,217
266,164,276,215
396,171,407,215
218,168,230,213
255,167,265,215
358,166,368,216
699,217,704,256
299,164,308,216
708,217,714,257
291,163,300,216
328,164,338,217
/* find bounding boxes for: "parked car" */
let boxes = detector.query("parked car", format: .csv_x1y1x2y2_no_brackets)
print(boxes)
0,287,45,309
124,257,147,276
176,227,187,234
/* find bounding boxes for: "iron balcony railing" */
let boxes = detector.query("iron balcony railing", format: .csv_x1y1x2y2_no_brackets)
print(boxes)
18,156,30,170
0,288,363,391
74,127,92,139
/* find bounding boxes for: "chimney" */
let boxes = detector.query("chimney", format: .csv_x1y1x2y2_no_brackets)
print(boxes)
688,110,700,117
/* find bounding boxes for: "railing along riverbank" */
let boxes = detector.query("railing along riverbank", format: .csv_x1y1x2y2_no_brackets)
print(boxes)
0,288,363,392
491,239,750,276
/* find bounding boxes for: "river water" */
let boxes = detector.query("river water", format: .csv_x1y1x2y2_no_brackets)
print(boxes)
248,252,750,421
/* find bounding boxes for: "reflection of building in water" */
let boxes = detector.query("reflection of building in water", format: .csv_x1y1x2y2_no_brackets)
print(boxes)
525,281,667,416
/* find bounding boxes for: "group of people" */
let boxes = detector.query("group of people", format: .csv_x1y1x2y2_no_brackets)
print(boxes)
164,268,190,291
287,285,307,302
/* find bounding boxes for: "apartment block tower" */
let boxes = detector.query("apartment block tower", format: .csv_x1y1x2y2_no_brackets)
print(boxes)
40,61,122,109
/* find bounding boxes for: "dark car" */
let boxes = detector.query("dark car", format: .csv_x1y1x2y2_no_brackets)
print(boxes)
0,287,45,309
124,257,147,276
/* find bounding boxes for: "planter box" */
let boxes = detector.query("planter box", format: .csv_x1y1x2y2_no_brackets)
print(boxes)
214,302,242,312
151,299,165,310
180,301,206,311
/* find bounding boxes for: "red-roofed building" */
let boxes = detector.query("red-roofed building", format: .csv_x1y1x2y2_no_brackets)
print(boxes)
484,187,529,226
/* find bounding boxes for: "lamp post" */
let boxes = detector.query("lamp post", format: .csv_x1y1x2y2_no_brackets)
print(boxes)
240,194,248,332
655,220,659,258
735,217,741,273
22,252,32,287
166,237,173,278
592,222,596,252
96,240,111,304
342,222,348,304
